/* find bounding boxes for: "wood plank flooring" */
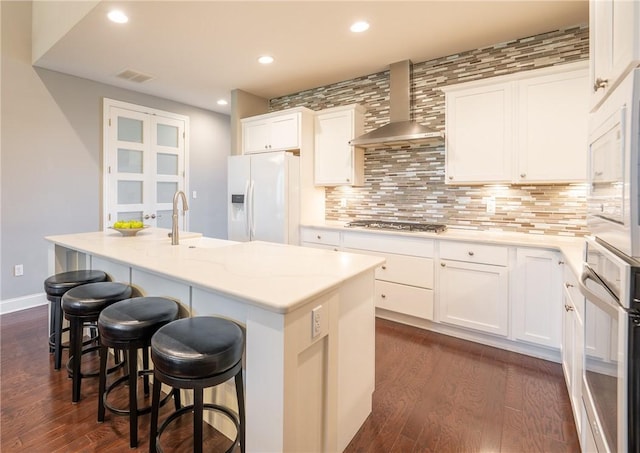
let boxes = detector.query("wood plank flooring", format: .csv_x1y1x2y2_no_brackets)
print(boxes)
0,305,579,452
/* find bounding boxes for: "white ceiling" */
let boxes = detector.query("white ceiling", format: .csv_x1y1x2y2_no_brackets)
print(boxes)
33,1,589,115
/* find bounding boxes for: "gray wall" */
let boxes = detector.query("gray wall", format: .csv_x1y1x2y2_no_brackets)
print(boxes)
1,1,230,302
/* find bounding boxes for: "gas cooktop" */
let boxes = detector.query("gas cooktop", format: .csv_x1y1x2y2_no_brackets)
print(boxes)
345,220,447,233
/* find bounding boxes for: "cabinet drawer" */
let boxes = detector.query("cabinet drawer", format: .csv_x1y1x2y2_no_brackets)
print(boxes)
343,232,434,257
375,280,434,320
439,241,508,266
372,252,433,288
300,242,339,251
300,228,340,246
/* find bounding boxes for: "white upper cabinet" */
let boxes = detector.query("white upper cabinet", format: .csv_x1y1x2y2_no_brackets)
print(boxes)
517,69,588,183
242,111,300,154
445,82,513,184
314,105,365,186
590,0,640,110
443,62,588,185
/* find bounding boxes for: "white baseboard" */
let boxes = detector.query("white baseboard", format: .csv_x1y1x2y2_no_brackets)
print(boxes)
0,292,48,315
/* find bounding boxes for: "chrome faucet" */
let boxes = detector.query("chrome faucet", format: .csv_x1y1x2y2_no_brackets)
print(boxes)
171,190,189,245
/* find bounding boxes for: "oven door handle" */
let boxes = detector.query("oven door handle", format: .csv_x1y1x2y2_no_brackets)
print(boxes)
579,267,621,317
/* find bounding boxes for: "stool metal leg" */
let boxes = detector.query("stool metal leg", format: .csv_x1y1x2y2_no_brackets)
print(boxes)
194,387,204,453
97,345,108,422
235,370,246,453
48,299,56,353
150,373,162,453
143,346,150,396
53,299,64,370
69,318,84,403
127,347,139,448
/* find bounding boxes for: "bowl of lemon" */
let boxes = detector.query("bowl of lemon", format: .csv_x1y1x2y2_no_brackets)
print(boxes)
110,220,149,237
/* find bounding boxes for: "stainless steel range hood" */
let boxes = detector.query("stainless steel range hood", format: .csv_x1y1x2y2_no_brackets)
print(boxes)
348,60,444,148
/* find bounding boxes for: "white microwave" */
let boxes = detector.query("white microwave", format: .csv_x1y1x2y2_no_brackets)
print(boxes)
588,69,640,259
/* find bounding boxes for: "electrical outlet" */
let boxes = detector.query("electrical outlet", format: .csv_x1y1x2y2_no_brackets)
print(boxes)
311,305,323,338
13,264,24,277
486,196,496,215
340,198,347,208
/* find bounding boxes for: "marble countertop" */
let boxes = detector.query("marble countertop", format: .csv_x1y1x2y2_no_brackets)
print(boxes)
45,228,385,314
302,222,586,277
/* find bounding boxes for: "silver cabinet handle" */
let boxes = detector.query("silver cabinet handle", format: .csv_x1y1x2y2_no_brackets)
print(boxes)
151,214,156,219
565,282,574,288
593,77,608,92
468,251,474,256
144,214,150,219
558,260,565,265
564,304,574,312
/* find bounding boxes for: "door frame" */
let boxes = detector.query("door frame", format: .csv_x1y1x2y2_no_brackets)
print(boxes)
102,98,190,230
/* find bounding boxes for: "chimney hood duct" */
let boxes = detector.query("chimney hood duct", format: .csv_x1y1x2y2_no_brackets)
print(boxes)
348,60,444,148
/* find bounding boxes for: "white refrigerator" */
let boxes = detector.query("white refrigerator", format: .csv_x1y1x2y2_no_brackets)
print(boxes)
228,151,300,244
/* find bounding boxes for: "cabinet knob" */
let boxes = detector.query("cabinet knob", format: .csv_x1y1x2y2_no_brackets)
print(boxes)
440,262,446,267
316,235,321,240
448,176,454,180
346,178,350,182
558,260,565,265
381,294,386,299
468,251,474,256
565,304,574,312
593,77,609,92
520,173,526,178
381,265,387,270
333,248,338,252
565,282,574,288
594,171,604,176
264,145,268,149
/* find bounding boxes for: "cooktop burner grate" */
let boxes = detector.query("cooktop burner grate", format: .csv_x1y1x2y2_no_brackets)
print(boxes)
345,220,447,233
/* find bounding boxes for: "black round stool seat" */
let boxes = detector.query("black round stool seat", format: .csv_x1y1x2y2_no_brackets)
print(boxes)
151,317,244,379
97,297,181,448
62,281,132,317
44,270,109,370
62,281,133,402
150,317,245,453
99,297,180,344
45,270,108,297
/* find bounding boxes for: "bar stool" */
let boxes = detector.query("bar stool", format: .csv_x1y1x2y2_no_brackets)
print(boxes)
150,317,245,453
62,281,133,402
97,296,181,448
44,270,109,370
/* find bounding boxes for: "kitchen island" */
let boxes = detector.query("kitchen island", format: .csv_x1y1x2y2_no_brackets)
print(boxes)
45,229,384,452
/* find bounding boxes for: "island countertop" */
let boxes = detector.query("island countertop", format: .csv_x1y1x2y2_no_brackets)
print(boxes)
45,228,385,314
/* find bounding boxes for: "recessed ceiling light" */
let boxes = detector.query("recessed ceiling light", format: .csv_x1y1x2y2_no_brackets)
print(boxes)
108,10,128,24
350,21,369,33
258,55,274,65
217,99,228,106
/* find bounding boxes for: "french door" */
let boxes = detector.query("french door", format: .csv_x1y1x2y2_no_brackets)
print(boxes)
103,99,189,230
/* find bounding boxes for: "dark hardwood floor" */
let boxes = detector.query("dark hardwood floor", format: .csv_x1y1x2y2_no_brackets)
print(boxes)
0,305,579,452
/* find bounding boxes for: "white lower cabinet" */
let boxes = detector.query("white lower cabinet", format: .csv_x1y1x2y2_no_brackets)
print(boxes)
300,227,340,251
438,258,509,336
512,248,562,348
342,232,435,321
562,264,585,441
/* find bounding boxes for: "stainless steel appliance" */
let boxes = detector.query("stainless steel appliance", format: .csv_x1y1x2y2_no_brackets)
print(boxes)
580,236,640,453
587,69,640,258
345,220,447,233
582,67,640,452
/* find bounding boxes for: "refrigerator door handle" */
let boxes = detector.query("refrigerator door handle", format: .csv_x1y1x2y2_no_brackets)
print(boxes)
249,180,256,239
243,180,250,238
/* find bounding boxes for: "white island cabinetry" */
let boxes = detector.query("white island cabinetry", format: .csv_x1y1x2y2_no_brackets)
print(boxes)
46,229,383,453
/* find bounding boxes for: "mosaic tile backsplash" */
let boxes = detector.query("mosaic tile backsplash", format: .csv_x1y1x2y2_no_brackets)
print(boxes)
270,25,590,236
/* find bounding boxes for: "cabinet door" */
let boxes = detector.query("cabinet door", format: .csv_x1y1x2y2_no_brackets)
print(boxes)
269,113,300,151
562,292,575,399
243,119,271,154
611,0,640,87
315,110,356,185
590,0,613,109
517,70,588,183
438,259,509,336
445,82,513,184
513,249,561,348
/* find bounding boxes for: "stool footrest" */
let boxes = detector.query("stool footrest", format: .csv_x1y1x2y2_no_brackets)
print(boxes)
155,403,240,453
102,374,174,417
